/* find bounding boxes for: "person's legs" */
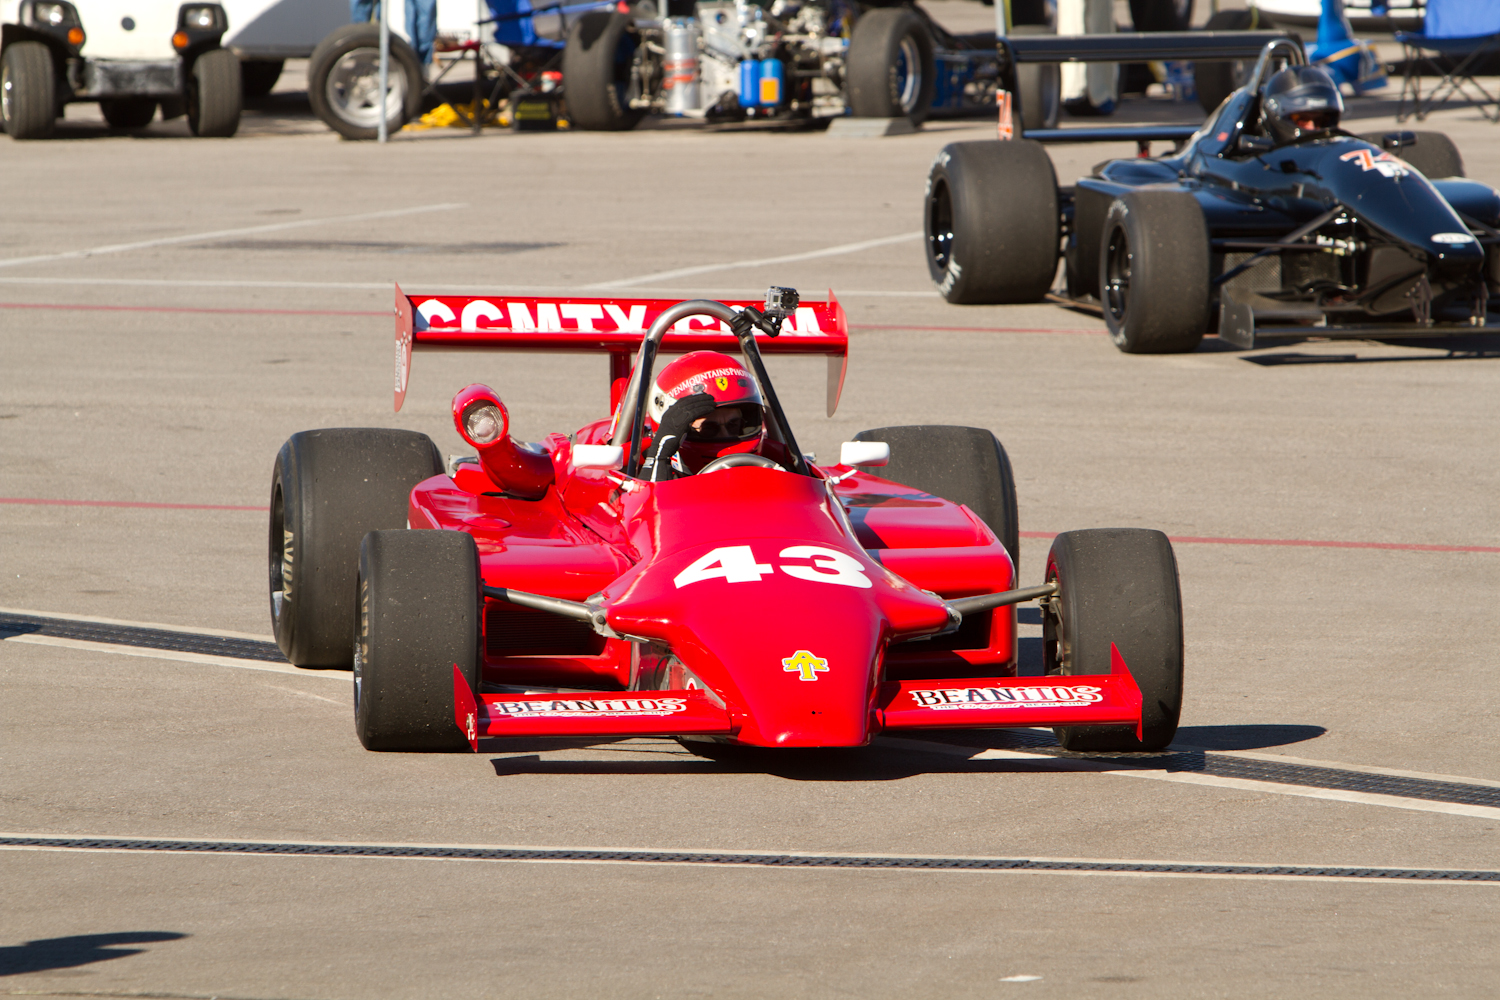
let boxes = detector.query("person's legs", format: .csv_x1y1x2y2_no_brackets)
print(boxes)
350,0,376,24
406,0,438,65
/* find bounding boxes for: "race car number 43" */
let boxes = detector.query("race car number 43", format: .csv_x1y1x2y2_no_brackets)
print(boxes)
674,545,872,589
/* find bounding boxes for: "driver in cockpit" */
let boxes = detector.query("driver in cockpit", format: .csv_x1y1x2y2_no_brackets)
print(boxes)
642,351,769,479
1260,65,1344,146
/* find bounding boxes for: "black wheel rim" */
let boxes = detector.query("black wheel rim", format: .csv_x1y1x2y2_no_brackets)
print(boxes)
268,483,286,627
927,179,954,272
1103,224,1131,326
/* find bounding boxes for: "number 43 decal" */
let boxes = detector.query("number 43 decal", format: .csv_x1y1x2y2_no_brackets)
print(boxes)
673,545,873,590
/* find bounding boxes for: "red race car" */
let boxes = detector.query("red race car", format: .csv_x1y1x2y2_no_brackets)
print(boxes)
269,286,1184,755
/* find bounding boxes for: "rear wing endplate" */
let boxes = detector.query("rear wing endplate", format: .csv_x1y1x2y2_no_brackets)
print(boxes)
395,284,849,416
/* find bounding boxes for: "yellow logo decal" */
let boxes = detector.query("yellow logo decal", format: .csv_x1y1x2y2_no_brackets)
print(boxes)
716,376,729,391
782,650,828,682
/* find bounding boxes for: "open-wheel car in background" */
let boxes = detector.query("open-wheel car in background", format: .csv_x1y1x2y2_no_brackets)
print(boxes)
269,285,1185,756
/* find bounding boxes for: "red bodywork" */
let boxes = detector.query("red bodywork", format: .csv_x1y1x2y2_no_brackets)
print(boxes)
395,287,1143,750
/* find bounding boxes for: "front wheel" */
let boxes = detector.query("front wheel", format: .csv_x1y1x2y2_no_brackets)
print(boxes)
925,140,1059,304
355,529,482,752
188,48,242,136
846,7,935,123
1100,190,1208,353
1,41,56,140
1044,528,1183,752
1358,130,1464,179
308,23,423,140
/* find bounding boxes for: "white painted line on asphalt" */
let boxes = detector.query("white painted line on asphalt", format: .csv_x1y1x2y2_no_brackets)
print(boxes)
587,231,925,288
0,203,466,270
2,635,347,680
0,275,938,297
0,605,271,641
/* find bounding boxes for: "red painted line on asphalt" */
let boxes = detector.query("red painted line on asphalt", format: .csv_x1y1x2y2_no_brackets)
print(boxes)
0,302,384,318
1018,530,1500,554
0,497,264,512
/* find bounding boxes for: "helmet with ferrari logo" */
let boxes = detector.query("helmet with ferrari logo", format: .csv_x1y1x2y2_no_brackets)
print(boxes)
646,350,766,472
1262,65,1344,145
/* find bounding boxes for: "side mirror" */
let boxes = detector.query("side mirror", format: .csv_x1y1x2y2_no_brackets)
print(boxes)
1237,134,1274,154
840,441,889,467
572,444,625,471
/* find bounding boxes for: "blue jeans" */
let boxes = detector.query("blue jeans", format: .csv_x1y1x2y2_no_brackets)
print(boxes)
349,0,436,65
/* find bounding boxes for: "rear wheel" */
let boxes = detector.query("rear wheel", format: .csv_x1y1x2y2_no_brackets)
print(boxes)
269,428,444,668
563,11,644,131
925,139,1059,304
1359,129,1464,179
309,23,423,140
1193,9,1256,113
101,98,157,129
852,425,1019,576
846,7,935,123
355,529,482,752
1100,190,1208,353
1043,529,1183,752
1012,24,1059,131
187,48,242,136
1,41,56,140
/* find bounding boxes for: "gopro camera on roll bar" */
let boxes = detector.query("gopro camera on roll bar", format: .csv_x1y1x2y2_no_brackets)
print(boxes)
730,286,800,339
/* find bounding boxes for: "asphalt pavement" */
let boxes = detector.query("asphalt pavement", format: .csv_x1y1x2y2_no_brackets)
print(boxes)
3,46,1500,1000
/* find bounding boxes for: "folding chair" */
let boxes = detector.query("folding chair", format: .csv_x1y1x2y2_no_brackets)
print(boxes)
1396,0,1500,122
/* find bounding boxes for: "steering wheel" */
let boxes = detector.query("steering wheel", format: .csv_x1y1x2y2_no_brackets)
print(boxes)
697,453,786,475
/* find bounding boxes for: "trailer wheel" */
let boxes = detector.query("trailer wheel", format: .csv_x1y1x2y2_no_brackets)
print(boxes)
1012,24,1059,130
187,48,242,137
1359,130,1464,179
1100,190,1208,353
925,140,1059,304
241,59,284,98
1193,9,1256,113
847,8,935,123
355,529,482,752
1,41,56,140
101,98,157,129
563,11,644,131
309,23,423,140
270,428,444,668
853,425,1019,575
1044,528,1183,752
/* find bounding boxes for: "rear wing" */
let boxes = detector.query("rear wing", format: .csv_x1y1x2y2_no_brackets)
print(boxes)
394,284,850,416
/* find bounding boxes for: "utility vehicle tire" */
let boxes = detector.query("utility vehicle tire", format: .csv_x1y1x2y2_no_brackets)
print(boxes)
1,41,56,140
925,140,1059,304
1129,0,1193,32
846,7,935,123
355,529,482,752
1359,129,1464,179
101,98,157,129
269,428,444,668
1044,528,1183,752
241,59,284,98
187,48,242,136
853,425,1020,575
309,23,422,140
1013,24,1059,131
1193,9,1256,113
1100,190,1208,353
563,11,643,131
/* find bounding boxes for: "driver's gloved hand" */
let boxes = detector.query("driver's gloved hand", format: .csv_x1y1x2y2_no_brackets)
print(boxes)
646,391,717,477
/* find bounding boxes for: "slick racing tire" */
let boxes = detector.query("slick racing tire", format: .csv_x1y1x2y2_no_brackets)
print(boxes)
563,11,644,132
309,23,423,140
1100,190,1208,353
241,59,284,99
1044,528,1183,752
1193,9,1256,114
187,48,242,137
355,529,482,752
269,428,444,668
853,425,1020,576
846,7,936,124
1,41,56,140
1129,0,1193,32
925,140,1059,304
100,98,157,130
1359,130,1465,179
1013,24,1060,131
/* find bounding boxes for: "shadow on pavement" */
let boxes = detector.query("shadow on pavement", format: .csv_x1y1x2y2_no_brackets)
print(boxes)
1173,723,1327,751
0,932,187,977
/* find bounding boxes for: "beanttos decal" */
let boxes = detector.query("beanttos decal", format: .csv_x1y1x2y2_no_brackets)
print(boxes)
908,685,1104,710
488,697,689,718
